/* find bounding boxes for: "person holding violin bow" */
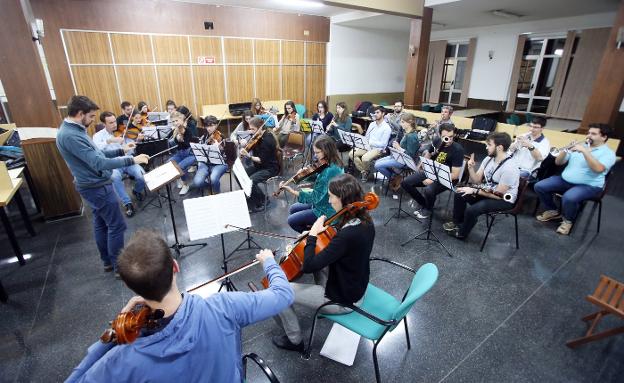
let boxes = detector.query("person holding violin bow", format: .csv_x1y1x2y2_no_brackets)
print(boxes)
124,109,147,142
275,100,300,148
168,111,197,196
239,117,279,212
190,115,228,194
115,101,133,134
273,173,375,352
277,136,344,233
137,101,150,125
66,230,294,382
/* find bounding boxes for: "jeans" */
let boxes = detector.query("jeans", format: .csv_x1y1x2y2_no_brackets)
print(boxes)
452,194,513,237
111,164,145,205
287,203,317,233
244,164,276,206
374,156,404,179
192,162,228,193
169,148,196,181
78,184,127,269
349,148,383,174
401,171,447,211
534,175,602,221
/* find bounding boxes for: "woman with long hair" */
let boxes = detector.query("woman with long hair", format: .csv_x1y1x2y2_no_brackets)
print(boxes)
374,113,420,190
168,111,197,195
230,110,254,141
251,98,265,116
326,101,352,151
276,100,300,147
176,105,198,137
279,136,344,233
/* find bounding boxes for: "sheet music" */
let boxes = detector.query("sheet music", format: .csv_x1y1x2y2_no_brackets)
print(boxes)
232,158,253,197
311,120,324,134
183,190,252,241
143,161,182,192
141,126,159,139
320,323,361,366
191,143,225,165
434,161,454,191
339,131,370,150
389,147,418,172
420,157,438,181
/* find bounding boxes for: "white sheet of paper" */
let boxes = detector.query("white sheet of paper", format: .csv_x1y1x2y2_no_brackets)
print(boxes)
320,323,361,366
144,161,181,192
8,167,24,179
16,127,57,140
183,190,252,241
232,158,253,197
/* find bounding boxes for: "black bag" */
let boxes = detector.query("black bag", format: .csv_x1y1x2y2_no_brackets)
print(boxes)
471,117,497,132
415,117,428,127
352,101,373,117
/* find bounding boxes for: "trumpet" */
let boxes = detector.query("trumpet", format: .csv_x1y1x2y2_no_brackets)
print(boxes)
509,133,532,154
549,139,589,156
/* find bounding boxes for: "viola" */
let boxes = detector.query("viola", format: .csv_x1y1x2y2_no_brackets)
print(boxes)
100,304,164,344
273,161,328,197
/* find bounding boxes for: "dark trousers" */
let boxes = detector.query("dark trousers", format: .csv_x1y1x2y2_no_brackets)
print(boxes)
287,203,317,233
453,194,513,237
400,170,447,211
244,164,275,206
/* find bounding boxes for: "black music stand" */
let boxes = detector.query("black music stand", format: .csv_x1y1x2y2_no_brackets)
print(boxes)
384,148,421,225
338,130,370,175
144,161,207,256
137,139,176,210
190,143,227,195
303,121,325,167
401,157,453,257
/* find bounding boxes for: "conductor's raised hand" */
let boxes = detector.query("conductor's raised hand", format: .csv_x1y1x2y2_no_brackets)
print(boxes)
467,153,476,168
256,249,275,265
133,154,149,165
309,215,326,236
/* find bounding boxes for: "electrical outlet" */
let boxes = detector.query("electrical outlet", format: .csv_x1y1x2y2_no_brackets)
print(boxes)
303,30,310,36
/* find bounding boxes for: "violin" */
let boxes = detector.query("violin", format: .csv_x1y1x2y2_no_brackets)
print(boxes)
114,119,129,138
100,304,165,344
206,130,223,145
241,118,269,155
273,161,328,197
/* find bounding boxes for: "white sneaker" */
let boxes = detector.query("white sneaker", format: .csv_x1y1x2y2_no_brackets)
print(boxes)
414,209,430,219
176,179,183,189
179,184,190,195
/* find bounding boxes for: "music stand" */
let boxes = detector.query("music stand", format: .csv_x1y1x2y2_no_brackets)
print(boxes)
144,161,207,256
401,157,453,257
384,147,421,225
190,143,227,195
136,139,175,210
183,190,253,292
338,130,370,175
304,120,325,166
228,158,262,255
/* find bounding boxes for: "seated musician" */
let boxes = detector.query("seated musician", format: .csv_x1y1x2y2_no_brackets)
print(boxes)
275,100,300,148
239,117,279,213
374,113,420,191
279,136,344,233
508,116,550,179
168,111,197,196
272,174,374,352
534,123,615,235
165,99,177,114
190,115,228,195
386,99,406,144
251,97,265,116
125,109,146,143
176,105,198,137
401,123,464,218
326,101,352,152
230,110,253,141
93,111,146,217
308,100,333,147
419,105,455,150
138,101,150,125
444,132,519,239
349,105,391,182
66,230,293,383
115,101,133,133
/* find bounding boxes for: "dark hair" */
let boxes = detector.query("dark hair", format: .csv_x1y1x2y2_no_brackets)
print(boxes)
99,111,115,123
118,230,174,302
203,115,218,127
165,99,176,108
439,122,455,134
241,110,253,129
249,116,264,129
138,101,148,112
176,105,196,124
588,123,612,141
67,95,99,117
313,136,342,167
120,101,132,109
336,102,348,123
251,98,265,115
486,132,512,151
532,116,547,128
328,174,372,227
317,100,328,113
284,101,296,116
394,99,404,106
130,109,140,118
372,105,385,114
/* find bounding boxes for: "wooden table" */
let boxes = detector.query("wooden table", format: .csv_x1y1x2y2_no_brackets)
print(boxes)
1,177,35,265
452,108,500,118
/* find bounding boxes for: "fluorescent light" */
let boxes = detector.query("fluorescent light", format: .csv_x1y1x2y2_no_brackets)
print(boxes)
274,0,324,8
491,10,523,19
0,253,33,266
554,48,563,56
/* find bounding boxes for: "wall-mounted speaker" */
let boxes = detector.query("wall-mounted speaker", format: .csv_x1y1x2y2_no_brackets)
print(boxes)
204,21,214,30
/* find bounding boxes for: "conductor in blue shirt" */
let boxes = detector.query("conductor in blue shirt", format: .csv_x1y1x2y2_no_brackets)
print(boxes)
66,230,294,383
56,95,149,276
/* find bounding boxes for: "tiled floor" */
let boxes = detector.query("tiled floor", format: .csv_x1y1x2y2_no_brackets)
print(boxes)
1,162,623,383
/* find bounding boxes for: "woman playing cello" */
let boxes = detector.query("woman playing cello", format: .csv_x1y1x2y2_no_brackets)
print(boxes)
272,173,375,352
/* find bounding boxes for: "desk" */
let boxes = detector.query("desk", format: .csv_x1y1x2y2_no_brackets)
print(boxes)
453,108,500,118
1,177,35,265
8,166,41,213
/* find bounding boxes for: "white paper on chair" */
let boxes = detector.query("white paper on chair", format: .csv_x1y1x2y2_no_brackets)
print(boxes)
232,158,252,197
320,323,361,366
183,190,252,241
144,161,182,192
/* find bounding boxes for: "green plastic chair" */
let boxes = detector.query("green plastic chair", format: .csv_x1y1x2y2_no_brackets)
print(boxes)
304,259,439,383
379,101,388,106
433,104,443,113
507,113,521,126
421,104,432,112
525,112,534,124
294,103,306,118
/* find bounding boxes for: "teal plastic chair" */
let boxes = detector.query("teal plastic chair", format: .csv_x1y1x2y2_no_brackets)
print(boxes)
295,104,306,118
507,113,521,126
304,259,439,383
379,101,388,106
421,104,432,112
243,353,280,383
433,104,443,113
525,112,534,124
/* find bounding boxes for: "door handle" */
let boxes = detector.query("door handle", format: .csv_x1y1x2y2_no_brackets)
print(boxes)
530,83,534,90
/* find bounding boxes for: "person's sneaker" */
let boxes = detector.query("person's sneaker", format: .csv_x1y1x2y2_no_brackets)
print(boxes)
445,228,466,240
188,165,197,173
272,335,304,352
133,190,144,202
179,184,190,195
125,203,135,217
536,210,561,222
360,172,369,182
556,219,573,235
414,209,430,219
176,179,183,189
443,221,457,231
103,264,114,272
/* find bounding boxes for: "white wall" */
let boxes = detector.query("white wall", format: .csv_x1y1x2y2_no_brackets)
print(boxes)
327,23,409,95
430,12,616,101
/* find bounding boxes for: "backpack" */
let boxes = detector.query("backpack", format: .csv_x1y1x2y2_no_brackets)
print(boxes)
352,101,373,117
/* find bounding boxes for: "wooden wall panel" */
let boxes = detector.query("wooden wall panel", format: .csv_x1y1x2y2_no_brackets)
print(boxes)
282,41,305,64
254,40,280,64
226,65,254,103
306,42,326,65
306,66,326,114
224,38,253,63
255,66,281,101
111,34,153,64
71,66,119,114
116,66,159,107
506,35,527,112
153,35,189,64
157,66,194,112
282,66,304,104
193,66,226,106
190,37,223,64
459,37,476,107
63,31,112,64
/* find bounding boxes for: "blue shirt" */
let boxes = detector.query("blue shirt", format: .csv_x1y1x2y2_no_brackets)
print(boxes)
65,258,293,383
57,119,134,189
365,120,392,149
562,144,615,188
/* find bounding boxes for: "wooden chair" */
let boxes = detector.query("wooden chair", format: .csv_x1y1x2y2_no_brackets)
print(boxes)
566,275,624,348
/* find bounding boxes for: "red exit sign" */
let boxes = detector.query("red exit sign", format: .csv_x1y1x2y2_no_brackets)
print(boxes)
197,56,216,64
